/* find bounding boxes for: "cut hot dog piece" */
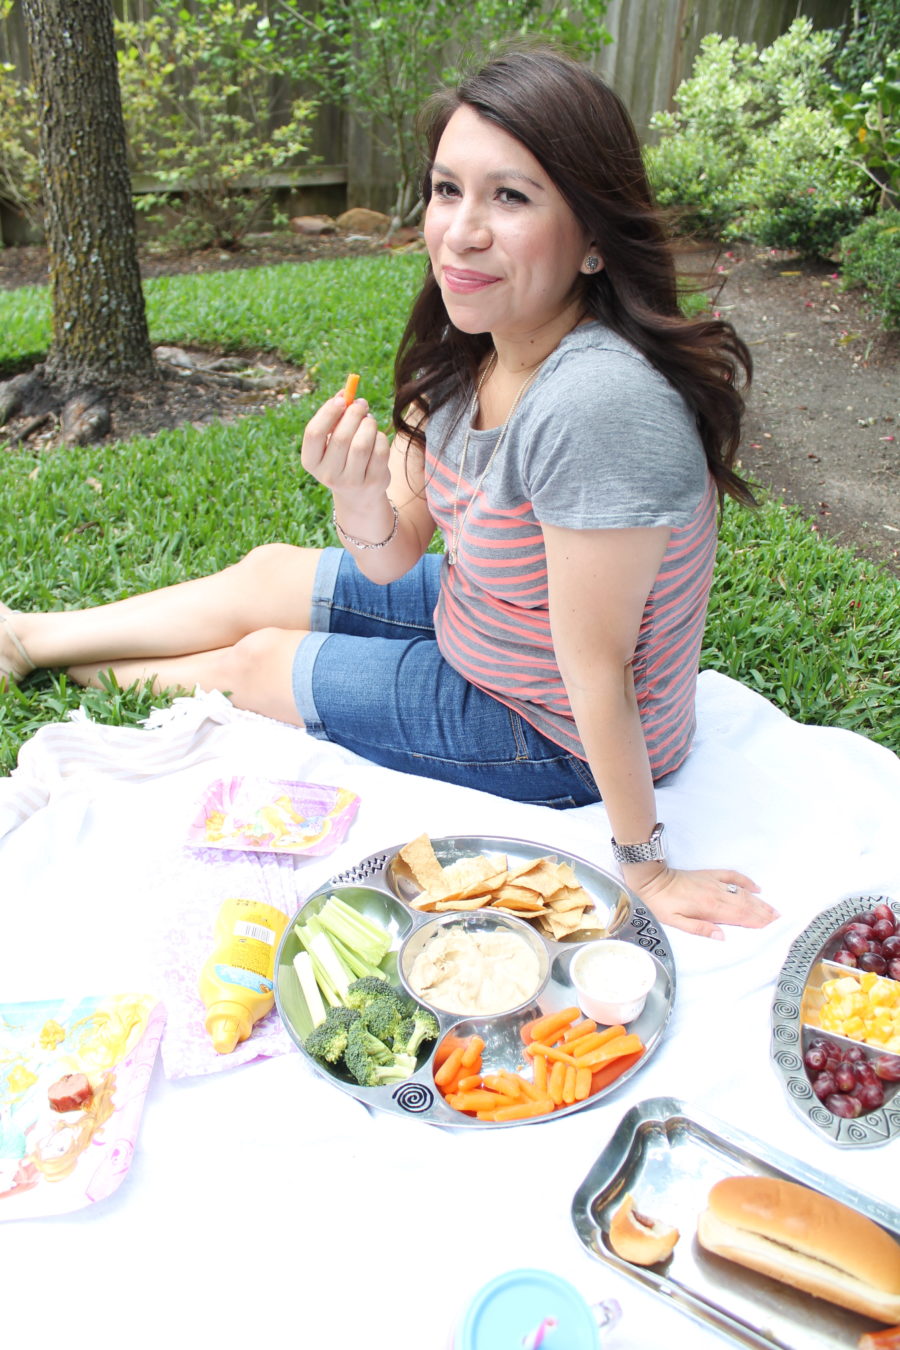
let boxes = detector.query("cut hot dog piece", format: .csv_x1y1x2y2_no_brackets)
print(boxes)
608,1191,680,1265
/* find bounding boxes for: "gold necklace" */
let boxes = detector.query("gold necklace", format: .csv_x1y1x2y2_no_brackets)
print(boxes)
448,355,544,566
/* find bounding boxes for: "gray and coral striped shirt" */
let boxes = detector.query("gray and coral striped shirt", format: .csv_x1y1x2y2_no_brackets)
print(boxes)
425,322,719,781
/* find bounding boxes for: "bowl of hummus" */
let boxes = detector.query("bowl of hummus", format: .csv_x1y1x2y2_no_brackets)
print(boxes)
398,910,550,1017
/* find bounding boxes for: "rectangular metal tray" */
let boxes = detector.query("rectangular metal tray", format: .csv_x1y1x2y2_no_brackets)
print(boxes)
572,1096,900,1350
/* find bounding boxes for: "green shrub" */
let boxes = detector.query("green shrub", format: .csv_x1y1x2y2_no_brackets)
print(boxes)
728,106,868,257
646,19,870,256
117,1,315,250
831,51,900,214
831,1,900,91
648,133,738,237
0,60,40,232
839,209,900,329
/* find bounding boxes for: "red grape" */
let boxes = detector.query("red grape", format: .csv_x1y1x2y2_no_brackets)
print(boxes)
873,919,896,943
857,910,879,926
857,1081,886,1110
859,951,887,975
844,931,871,957
834,1063,858,1092
889,959,900,982
825,1093,862,1118
881,936,900,960
847,922,875,939
812,1071,836,1100
875,1054,900,1082
804,1034,898,1117
873,903,896,925
832,949,858,968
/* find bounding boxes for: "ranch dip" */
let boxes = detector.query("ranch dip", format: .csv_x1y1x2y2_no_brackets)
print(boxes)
407,925,542,1015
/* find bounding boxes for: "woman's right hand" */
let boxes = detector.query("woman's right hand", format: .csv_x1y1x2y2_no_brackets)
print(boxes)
624,863,778,941
300,390,391,506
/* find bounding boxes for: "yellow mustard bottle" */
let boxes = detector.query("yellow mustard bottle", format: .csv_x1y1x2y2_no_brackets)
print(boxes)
199,897,289,1054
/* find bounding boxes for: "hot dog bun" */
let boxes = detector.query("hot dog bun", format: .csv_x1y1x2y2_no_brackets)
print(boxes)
698,1176,900,1324
608,1191,680,1266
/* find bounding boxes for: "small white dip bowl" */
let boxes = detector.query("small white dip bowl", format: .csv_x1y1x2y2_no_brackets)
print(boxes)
569,940,657,1025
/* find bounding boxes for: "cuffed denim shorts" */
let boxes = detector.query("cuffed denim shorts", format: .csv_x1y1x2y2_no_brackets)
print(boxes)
291,548,602,809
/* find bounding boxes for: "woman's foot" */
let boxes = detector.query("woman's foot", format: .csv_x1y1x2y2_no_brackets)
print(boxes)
0,604,36,686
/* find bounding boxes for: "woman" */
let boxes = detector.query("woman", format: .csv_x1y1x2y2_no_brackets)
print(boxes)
1,46,776,941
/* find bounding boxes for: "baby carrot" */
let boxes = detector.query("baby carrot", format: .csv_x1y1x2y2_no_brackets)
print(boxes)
562,1064,577,1104
522,1006,581,1044
589,1048,644,1096
342,371,360,405
456,1073,484,1093
565,1024,626,1058
488,1098,556,1122
564,1031,610,1059
461,1035,485,1067
449,1089,519,1112
548,1059,566,1107
574,1067,593,1101
575,1032,643,1071
482,1072,526,1100
525,1042,578,1067
514,1075,548,1104
433,1035,464,1068
532,1053,548,1095
562,1019,597,1043
434,1044,466,1088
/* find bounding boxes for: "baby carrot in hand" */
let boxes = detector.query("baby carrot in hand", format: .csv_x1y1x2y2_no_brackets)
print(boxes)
342,371,360,405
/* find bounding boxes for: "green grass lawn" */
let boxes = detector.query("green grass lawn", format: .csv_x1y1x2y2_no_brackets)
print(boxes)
1,252,898,775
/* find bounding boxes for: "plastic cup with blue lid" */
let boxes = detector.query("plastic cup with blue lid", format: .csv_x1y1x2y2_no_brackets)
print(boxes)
450,1268,620,1349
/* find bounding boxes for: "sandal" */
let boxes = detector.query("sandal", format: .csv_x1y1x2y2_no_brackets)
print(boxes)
0,604,36,686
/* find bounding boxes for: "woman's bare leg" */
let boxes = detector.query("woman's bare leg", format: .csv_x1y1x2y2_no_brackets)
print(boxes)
9,543,322,670
67,625,308,725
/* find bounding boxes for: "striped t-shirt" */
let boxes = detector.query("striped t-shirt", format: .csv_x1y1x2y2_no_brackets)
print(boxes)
424,322,719,782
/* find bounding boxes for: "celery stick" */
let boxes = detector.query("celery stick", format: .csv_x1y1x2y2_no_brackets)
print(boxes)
293,951,327,1027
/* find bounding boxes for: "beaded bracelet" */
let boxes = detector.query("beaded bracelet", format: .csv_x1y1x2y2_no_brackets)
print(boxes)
332,498,400,550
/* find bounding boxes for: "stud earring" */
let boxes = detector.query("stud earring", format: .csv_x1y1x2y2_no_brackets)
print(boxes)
584,255,600,273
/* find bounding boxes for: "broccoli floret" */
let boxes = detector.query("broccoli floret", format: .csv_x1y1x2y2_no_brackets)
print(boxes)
304,1005,359,1064
344,977,407,1043
344,1019,408,1086
361,997,404,1044
342,1020,416,1086
393,1006,440,1059
344,976,399,1010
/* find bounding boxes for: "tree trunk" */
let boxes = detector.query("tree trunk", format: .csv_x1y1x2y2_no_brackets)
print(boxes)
21,0,156,393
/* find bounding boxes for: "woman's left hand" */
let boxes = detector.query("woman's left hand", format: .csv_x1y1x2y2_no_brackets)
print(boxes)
625,865,778,940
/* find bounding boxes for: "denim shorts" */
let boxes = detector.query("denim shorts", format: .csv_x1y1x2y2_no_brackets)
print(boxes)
291,548,602,809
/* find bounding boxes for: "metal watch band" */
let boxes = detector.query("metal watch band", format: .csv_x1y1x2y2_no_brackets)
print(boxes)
611,823,666,865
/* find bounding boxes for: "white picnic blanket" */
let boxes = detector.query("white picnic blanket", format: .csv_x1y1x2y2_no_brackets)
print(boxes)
1,672,899,1349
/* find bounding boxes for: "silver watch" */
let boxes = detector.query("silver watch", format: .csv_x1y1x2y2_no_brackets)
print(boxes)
611,822,666,866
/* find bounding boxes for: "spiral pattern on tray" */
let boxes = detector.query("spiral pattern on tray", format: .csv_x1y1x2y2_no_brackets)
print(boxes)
392,1081,434,1113
773,1047,804,1078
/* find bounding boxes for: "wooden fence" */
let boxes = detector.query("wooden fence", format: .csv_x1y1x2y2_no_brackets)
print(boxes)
1,0,852,242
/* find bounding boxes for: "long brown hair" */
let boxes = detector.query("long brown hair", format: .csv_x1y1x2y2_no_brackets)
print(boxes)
393,44,754,505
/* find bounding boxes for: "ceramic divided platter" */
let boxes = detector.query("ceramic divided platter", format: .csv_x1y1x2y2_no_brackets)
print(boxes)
572,1096,900,1350
274,835,675,1127
770,894,900,1147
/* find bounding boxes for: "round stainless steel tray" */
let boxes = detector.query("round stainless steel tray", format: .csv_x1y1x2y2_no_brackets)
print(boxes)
275,834,676,1127
770,893,900,1147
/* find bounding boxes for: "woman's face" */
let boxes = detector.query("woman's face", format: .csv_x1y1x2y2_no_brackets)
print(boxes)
424,105,594,351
